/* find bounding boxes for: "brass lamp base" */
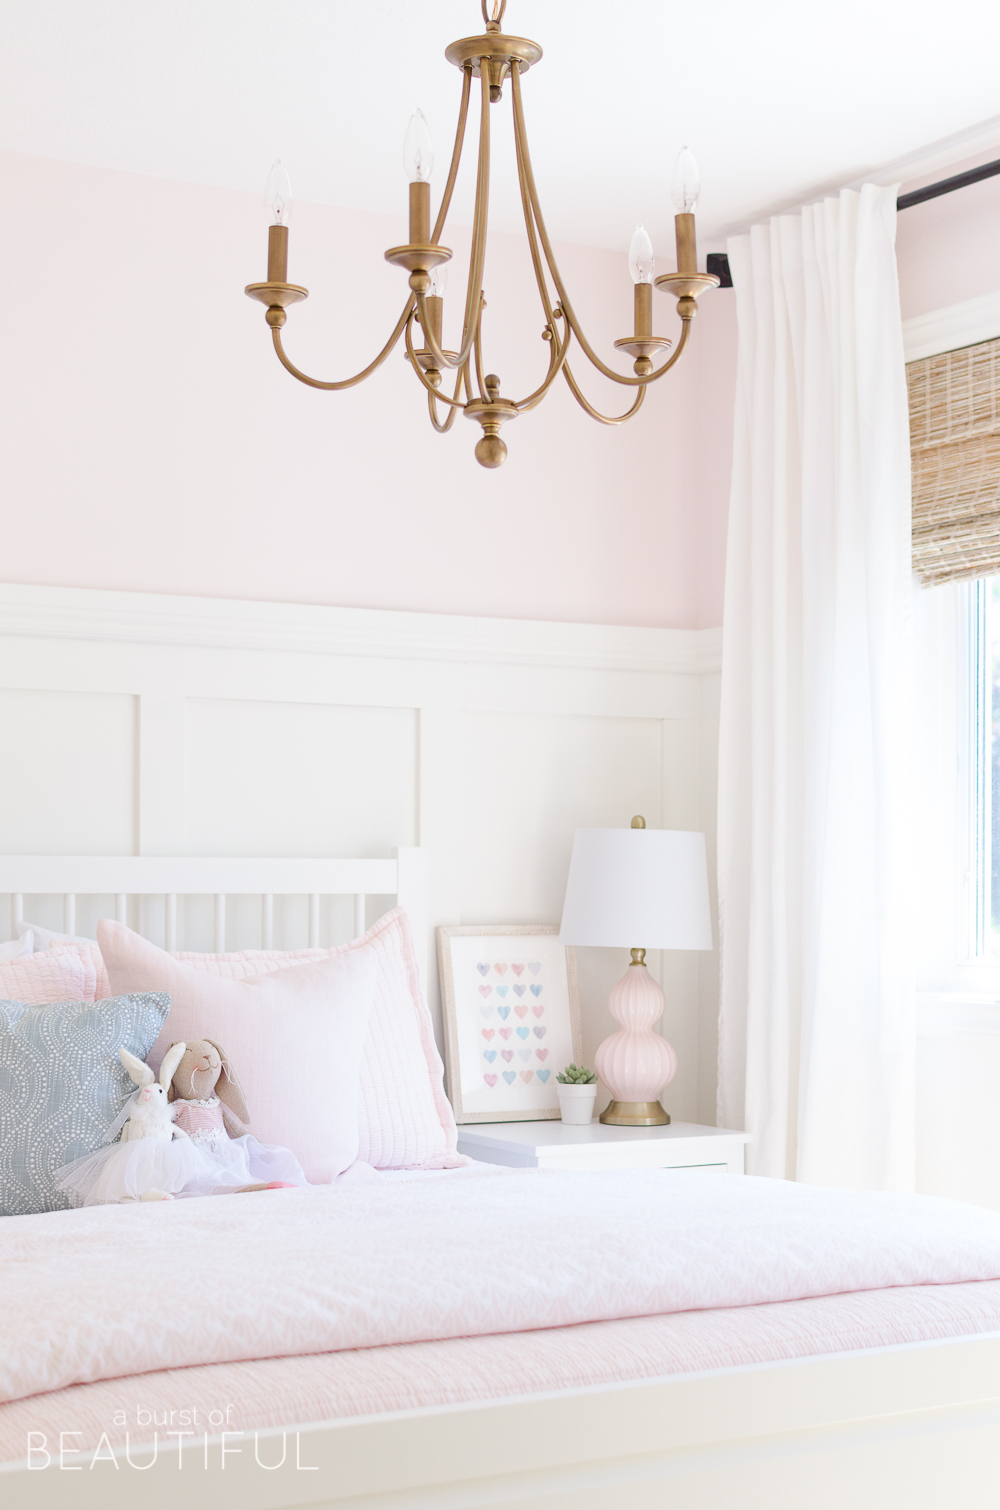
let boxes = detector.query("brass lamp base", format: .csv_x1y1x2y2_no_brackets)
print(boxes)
600,1100,670,1127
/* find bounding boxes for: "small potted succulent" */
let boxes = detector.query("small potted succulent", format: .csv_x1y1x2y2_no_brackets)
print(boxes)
555,1064,598,1124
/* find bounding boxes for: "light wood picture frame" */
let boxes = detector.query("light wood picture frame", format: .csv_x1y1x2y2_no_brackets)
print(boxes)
437,924,582,1123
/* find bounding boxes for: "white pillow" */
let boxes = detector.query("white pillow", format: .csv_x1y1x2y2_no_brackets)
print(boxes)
18,920,92,951
0,932,33,959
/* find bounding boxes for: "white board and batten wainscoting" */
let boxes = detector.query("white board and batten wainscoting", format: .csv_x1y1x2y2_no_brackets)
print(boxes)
0,582,723,1125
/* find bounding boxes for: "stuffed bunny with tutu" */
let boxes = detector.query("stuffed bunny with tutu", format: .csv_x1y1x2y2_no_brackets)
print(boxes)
163,1039,306,1192
120,1042,190,1145
55,1043,217,1205
55,1040,306,1206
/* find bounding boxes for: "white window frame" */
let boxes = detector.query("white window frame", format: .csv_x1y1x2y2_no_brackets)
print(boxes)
905,294,1000,1032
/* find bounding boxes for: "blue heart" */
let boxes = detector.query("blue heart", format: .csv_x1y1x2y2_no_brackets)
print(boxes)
496,985,509,998
537,1069,550,1083
483,1049,497,1063
516,1026,530,1040
497,1004,511,1020
530,984,542,997
502,1070,516,1085
517,1048,531,1063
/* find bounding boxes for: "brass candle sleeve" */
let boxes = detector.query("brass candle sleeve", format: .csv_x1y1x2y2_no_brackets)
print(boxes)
245,6,715,466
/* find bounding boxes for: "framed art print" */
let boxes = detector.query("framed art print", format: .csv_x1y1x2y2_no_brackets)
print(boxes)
437,924,582,1123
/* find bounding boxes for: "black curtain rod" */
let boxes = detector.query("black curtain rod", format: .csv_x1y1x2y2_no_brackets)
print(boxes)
897,157,1000,211
706,157,1000,288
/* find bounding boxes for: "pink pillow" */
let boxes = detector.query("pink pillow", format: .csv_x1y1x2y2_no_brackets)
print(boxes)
0,947,95,1005
97,920,376,1182
167,908,461,1171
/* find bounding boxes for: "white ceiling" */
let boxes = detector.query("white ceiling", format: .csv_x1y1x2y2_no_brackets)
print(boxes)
3,0,1000,258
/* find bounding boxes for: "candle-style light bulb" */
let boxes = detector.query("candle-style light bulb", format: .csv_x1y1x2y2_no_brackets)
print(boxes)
628,224,655,284
428,263,448,298
671,147,700,213
264,160,293,226
403,109,434,184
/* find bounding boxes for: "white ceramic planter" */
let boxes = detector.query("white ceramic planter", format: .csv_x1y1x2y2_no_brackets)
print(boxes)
557,1082,598,1125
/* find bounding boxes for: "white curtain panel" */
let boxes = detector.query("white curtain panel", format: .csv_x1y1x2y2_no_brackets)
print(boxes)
718,186,914,1190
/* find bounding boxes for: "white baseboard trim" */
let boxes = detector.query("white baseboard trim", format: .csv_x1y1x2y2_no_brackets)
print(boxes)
903,289,1000,363
0,583,722,676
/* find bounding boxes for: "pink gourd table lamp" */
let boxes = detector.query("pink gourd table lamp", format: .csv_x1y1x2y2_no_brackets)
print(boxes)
558,817,713,1126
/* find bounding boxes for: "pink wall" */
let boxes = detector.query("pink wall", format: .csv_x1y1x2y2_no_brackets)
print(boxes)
897,148,1000,321
0,150,735,631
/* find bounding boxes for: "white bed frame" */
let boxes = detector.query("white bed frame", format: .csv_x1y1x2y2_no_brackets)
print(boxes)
3,852,1000,1510
0,850,428,993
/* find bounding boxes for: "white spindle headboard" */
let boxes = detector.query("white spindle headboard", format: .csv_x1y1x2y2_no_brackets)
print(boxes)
0,848,428,992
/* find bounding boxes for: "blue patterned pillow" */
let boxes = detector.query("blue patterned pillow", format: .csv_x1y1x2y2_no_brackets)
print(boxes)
0,993,170,1216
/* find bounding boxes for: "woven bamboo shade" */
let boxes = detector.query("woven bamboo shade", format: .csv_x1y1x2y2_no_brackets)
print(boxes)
908,337,1000,586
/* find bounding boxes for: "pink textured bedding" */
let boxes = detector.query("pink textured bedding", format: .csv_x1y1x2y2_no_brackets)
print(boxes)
3,1280,1000,1463
5,1168,1000,1410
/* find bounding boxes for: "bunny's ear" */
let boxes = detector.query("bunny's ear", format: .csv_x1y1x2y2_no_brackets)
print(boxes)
159,1041,187,1093
119,1046,153,1088
206,1040,250,1133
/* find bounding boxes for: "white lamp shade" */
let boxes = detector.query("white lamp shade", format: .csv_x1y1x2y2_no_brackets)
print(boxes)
558,827,713,950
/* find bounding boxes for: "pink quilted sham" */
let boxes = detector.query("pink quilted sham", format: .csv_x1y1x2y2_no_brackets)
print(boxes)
0,948,96,1006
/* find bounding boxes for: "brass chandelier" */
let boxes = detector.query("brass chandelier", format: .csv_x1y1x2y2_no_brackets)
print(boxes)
245,1,718,469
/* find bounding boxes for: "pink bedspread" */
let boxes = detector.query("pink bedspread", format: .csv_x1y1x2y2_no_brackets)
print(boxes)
3,1280,1000,1463
6,1169,1000,1408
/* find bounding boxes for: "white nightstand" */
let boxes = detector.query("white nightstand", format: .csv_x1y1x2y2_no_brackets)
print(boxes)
456,1120,751,1175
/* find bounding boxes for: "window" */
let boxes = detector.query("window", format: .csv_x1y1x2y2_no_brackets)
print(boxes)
968,575,1000,960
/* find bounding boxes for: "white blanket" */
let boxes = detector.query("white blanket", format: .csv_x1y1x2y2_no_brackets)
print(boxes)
5,1170,1000,1404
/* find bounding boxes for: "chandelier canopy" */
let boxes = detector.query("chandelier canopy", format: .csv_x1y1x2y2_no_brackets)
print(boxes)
245,1,719,469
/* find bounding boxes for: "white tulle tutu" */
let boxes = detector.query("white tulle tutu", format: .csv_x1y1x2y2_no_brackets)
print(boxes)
55,1092,308,1205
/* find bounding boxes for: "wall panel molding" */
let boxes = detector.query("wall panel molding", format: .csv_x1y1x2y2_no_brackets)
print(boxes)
0,582,721,1123
0,584,721,675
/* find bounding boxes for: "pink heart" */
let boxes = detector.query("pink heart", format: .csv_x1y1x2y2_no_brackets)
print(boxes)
532,1004,544,1018
499,1027,512,1041
528,962,542,975
478,984,492,998
481,1028,495,1041
511,963,525,977
519,1070,534,1085
536,1048,549,1061
495,963,508,976
501,1049,514,1063
515,1004,528,1019
483,1073,498,1087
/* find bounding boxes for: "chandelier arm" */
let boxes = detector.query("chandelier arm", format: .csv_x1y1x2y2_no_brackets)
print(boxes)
512,87,558,330
413,64,492,374
269,299,413,390
404,310,467,409
560,361,648,425
510,62,684,390
515,315,573,413
428,355,469,434
432,66,472,246
473,295,487,399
